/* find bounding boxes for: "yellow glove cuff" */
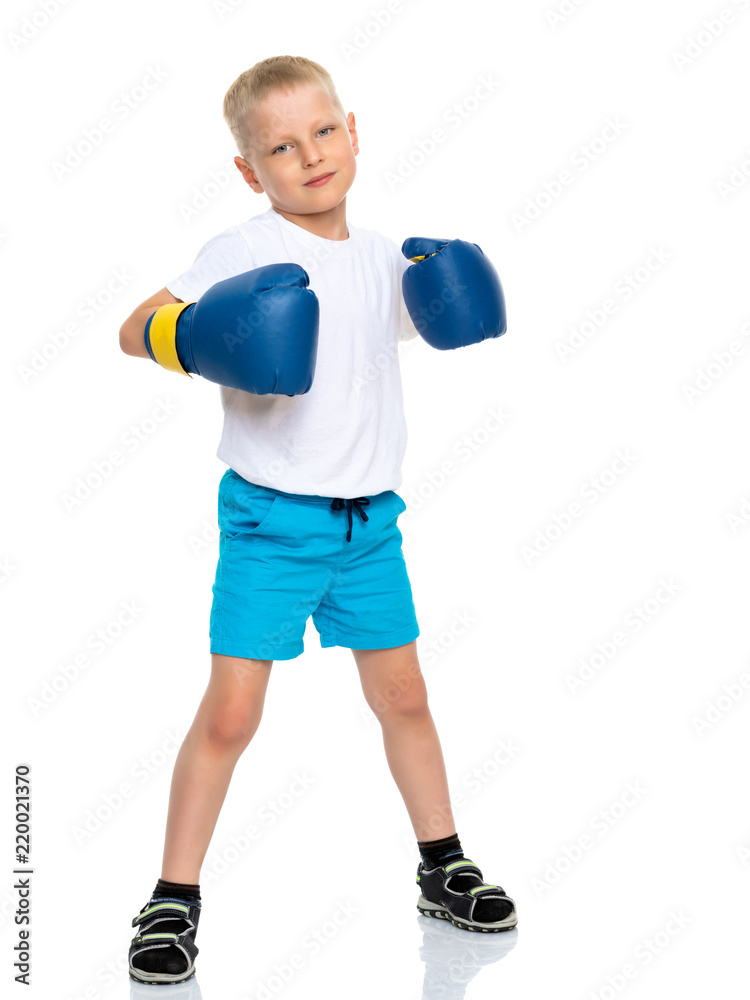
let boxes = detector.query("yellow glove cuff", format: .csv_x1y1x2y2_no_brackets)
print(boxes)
149,302,196,376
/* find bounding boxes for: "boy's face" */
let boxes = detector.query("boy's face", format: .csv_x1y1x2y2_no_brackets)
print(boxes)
235,83,358,221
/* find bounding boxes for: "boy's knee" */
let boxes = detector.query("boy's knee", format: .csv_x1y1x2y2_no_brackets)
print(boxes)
371,670,428,719
204,705,262,747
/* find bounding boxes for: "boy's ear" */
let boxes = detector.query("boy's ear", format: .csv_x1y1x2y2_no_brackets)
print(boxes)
234,156,263,193
347,112,359,155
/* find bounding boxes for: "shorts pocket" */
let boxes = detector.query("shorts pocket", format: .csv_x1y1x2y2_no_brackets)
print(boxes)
219,471,282,537
392,491,408,515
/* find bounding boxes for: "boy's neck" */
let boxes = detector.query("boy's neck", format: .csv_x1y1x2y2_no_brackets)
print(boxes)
270,204,349,242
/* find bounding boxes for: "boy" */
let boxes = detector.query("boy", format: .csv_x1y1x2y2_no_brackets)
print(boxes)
122,55,516,985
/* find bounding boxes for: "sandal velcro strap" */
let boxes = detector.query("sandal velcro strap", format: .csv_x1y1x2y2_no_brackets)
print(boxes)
443,861,508,897
132,900,190,928
134,932,179,945
469,884,507,897
443,858,482,876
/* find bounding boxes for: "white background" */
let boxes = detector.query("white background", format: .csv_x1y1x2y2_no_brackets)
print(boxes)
3,0,750,997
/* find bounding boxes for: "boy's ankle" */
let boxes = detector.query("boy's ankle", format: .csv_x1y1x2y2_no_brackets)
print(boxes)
153,878,201,902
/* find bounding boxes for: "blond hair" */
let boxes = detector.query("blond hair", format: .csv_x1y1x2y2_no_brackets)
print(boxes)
223,55,346,164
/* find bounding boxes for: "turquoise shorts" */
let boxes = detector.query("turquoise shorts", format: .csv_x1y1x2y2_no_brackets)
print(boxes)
209,469,420,660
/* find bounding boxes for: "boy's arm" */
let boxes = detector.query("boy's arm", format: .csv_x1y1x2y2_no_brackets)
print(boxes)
119,287,183,359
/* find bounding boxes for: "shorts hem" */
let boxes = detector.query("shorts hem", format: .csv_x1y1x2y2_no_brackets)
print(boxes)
210,638,304,661
318,624,420,651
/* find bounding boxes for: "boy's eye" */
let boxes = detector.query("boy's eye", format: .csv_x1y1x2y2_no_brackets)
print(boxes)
272,127,334,154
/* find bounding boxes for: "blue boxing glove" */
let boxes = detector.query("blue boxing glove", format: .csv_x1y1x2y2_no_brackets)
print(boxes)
144,263,319,395
401,237,506,350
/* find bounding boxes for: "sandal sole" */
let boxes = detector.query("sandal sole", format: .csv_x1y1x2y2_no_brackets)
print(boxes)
128,962,196,984
417,894,518,932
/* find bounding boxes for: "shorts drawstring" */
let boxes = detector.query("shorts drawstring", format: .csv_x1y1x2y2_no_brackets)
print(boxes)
330,497,370,542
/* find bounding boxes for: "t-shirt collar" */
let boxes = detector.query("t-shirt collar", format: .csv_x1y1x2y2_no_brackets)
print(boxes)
266,206,358,253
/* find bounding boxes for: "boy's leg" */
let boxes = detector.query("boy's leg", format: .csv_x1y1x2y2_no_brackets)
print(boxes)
160,653,273,883
351,641,456,842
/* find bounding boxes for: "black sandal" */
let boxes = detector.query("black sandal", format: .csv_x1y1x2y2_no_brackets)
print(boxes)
416,858,517,932
128,895,201,984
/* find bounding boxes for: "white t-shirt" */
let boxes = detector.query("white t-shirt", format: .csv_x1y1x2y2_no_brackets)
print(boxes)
166,206,418,498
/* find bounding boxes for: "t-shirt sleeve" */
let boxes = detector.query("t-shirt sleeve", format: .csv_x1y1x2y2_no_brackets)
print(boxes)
395,243,419,343
165,226,256,302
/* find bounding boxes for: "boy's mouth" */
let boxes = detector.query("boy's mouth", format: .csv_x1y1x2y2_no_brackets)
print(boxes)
304,172,335,187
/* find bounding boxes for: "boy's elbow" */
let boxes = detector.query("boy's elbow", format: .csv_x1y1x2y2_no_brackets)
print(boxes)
119,324,139,356
119,317,149,358
118,324,132,355
120,295,176,358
